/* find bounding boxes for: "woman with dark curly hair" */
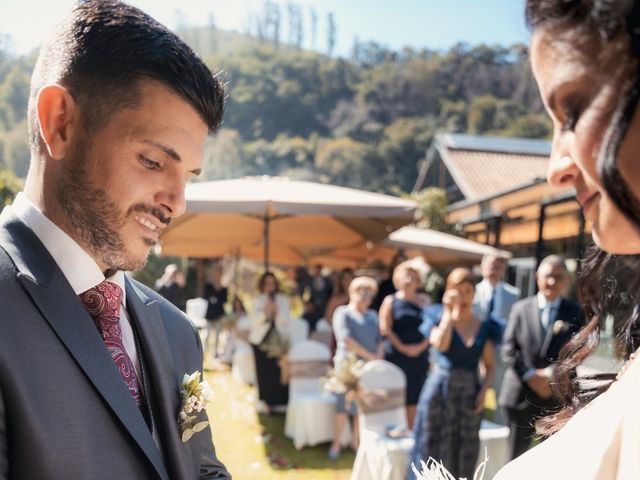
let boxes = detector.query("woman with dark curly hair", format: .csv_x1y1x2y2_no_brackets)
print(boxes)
495,1,640,478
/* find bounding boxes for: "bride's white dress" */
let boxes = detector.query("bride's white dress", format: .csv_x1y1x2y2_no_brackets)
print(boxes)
494,355,640,479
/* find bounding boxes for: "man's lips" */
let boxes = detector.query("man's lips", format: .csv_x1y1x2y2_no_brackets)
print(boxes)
134,215,166,235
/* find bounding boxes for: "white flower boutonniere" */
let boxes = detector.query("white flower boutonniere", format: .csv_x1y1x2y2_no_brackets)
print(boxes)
178,370,213,443
552,320,569,336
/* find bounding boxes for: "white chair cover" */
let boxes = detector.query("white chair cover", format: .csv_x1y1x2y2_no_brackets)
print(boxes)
352,360,510,480
351,360,412,480
284,340,350,449
231,315,256,385
288,318,310,345
478,420,510,478
315,318,331,332
185,297,208,329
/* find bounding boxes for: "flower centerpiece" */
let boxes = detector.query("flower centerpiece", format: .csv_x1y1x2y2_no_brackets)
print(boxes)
323,352,367,403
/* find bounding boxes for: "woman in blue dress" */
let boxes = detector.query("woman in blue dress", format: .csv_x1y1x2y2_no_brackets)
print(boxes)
379,260,431,429
408,268,500,480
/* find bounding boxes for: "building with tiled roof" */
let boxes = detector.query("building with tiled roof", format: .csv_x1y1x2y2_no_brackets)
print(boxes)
414,133,552,203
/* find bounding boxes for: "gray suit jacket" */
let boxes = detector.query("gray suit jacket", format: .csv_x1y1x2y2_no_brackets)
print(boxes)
498,295,584,411
0,209,231,479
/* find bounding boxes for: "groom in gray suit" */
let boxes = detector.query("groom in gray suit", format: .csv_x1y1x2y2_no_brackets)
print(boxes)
0,1,230,479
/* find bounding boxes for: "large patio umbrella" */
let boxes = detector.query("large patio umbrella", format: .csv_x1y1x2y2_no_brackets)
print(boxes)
309,226,512,268
157,176,416,269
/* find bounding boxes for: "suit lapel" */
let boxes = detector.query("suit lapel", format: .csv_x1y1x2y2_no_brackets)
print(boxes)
542,299,570,361
127,280,196,480
0,211,169,480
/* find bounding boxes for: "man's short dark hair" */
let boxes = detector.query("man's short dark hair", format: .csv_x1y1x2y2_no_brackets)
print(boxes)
28,0,224,153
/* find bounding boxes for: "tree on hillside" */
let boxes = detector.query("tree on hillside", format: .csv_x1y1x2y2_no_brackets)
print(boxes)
410,187,450,232
326,12,336,56
314,137,380,190
377,117,435,193
0,167,22,206
0,66,30,128
309,7,318,49
287,3,303,49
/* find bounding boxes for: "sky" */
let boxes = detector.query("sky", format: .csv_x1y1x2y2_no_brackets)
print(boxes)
0,0,530,57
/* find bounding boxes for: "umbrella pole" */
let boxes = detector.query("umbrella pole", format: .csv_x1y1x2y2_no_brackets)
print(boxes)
263,215,270,272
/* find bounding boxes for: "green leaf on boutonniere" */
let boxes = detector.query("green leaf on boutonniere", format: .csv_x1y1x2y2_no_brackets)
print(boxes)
182,429,195,443
193,421,209,433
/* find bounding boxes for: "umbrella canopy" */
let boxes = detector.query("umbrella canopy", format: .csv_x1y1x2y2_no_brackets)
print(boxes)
158,176,416,267
310,226,512,268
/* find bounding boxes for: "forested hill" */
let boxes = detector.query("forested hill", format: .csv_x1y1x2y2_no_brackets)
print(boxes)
0,26,548,195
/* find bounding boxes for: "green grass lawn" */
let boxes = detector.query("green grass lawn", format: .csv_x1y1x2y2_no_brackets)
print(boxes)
205,369,354,480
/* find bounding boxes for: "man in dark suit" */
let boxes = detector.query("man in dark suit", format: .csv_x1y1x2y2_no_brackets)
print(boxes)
0,2,229,479
499,255,584,461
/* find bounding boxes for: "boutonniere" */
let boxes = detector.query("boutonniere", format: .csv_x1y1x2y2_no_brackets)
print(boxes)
552,320,569,335
178,370,213,443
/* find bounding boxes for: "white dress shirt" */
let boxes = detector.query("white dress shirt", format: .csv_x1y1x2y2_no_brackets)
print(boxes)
12,192,141,378
536,291,561,330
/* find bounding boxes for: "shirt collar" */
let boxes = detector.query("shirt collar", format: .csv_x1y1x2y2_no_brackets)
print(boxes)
12,192,124,303
537,292,561,310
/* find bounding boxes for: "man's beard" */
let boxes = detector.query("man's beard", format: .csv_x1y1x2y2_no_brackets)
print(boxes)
55,163,152,272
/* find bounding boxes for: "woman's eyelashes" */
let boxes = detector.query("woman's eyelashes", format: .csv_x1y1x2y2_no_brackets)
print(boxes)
560,109,579,132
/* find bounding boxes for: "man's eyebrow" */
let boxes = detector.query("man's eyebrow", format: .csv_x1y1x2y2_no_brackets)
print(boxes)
142,139,201,176
142,139,181,161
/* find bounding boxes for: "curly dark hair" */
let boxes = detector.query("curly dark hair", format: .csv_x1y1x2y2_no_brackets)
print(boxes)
526,0,640,435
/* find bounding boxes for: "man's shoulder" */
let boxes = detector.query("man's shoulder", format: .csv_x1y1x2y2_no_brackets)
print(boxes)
511,295,535,312
501,282,521,297
560,297,584,322
127,277,197,332
0,241,18,282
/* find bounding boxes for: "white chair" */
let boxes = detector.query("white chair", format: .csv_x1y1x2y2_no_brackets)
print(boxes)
310,318,333,349
351,360,412,480
185,297,208,329
284,340,350,449
231,315,256,385
478,420,510,478
315,318,331,332
288,318,310,345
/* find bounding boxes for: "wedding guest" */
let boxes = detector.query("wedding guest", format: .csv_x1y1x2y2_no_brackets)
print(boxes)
371,251,408,312
248,271,291,412
328,276,384,460
203,263,228,361
379,260,430,429
324,268,355,325
219,296,249,365
310,264,332,326
473,253,520,421
474,254,520,325
496,1,640,477
499,255,584,460
155,263,186,310
409,268,499,480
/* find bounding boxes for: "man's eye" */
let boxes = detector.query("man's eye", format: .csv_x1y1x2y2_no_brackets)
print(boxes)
139,155,160,169
560,111,579,132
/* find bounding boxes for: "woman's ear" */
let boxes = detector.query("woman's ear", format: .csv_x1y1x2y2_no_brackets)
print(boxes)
36,84,78,160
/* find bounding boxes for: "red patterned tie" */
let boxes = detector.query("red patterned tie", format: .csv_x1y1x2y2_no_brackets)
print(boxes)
79,281,143,406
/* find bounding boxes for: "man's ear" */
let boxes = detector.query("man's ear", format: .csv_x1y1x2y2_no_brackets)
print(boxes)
36,84,78,160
